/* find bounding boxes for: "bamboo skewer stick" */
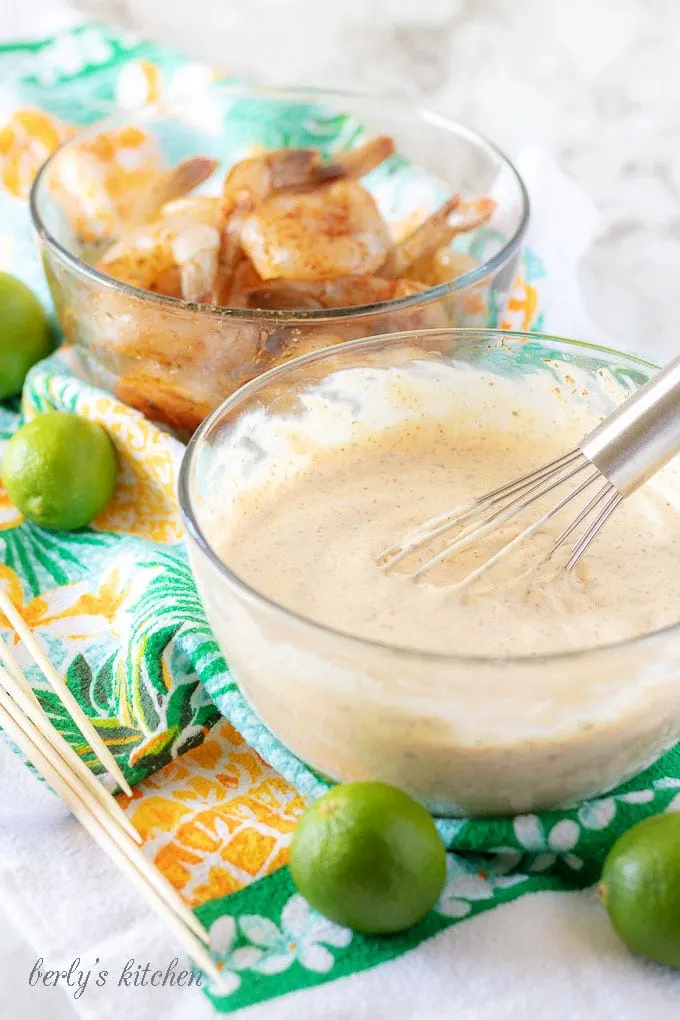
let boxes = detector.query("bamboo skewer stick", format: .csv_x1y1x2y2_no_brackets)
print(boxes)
0,688,221,983
0,672,209,942
0,634,40,704
0,659,141,844
0,589,133,796
0,673,209,944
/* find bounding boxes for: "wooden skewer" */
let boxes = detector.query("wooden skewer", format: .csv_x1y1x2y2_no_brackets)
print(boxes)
0,676,209,944
0,589,133,796
0,676,207,942
0,689,220,981
0,635,40,704
0,659,142,845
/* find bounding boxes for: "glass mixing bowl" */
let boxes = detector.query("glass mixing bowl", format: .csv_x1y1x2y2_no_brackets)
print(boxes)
180,328,680,817
30,86,528,436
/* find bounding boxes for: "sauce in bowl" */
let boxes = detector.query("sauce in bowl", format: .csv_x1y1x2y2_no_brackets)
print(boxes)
187,336,680,814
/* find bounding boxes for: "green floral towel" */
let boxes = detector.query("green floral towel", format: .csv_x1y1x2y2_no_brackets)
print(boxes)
1,22,676,1017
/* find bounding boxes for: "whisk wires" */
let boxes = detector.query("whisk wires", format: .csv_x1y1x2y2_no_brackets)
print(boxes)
377,449,622,590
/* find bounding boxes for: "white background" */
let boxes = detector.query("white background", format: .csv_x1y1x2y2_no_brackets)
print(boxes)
2,1,680,1016
73,0,680,364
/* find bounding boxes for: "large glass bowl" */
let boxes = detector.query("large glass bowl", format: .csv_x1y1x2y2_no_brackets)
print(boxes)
30,85,528,436
179,328,678,817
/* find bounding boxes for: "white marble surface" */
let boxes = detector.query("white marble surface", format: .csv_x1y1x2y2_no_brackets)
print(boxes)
5,0,680,360
70,0,680,363
1,2,680,1017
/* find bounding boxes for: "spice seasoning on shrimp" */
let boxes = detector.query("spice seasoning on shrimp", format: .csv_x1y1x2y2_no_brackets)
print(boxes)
86,135,494,308
53,134,495,433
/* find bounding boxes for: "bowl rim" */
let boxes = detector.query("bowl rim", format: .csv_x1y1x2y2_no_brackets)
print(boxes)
29,82,530,322
178,326,674,666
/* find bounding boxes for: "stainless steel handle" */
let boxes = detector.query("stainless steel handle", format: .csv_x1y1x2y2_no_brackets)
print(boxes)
580,353,680,495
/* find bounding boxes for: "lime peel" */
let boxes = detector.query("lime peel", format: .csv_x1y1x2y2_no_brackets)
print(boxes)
290,781,446,935
600,813,680,968
1,412,118,531
0,271,52,400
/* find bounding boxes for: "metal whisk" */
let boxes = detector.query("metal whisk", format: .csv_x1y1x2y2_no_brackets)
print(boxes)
378,352,680,588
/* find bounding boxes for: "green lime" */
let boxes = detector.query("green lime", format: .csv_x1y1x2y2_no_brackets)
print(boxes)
599,813,680,967
1,412,118,530
289,781,446,934
0,272,52,400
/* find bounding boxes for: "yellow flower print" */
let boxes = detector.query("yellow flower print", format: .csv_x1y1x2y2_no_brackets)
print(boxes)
499,274,538,332
28,569,129,631
0,564,25,613
115,60,164,109
75,390,184,544
0,564,145,671
121,721,307,907
0,488,22,531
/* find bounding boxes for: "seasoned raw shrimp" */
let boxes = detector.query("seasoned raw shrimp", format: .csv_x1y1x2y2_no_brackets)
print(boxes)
96,156,220,298
218,148,322,223
245,275,448,349
160,196,219,220
125,156,218,228
381,196,496,278
216,256,265,307
213,138,395,292
244,275,429,310
98,201,220,300
97,220,171,290
215,148,323,284
50,125,161,242
408,247,478,287
171,222,221,302
216,136,394,237
114,371,215,434
241,180,392,282
257,328,347,363
243,280,323,310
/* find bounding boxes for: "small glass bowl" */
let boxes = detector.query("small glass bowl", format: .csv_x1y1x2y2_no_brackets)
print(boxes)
30,85,529,436
179,327,680,818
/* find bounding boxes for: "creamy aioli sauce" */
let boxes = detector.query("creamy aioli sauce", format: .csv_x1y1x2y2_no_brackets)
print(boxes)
194,357,680,813
220,411,680,658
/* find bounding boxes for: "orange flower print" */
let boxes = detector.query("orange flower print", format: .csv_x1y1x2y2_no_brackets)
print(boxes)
121,721,307,907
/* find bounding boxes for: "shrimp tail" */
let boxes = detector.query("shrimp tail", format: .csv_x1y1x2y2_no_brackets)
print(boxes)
315,135,396,183
268,148,323,189
127,156,218,228
167,156,219,198
381,194,462,279
381,195,495,279
446,196,497,233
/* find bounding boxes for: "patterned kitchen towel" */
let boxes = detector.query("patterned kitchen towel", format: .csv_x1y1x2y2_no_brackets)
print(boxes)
16,343,680,1015
0,21,544,787
3,22,674,1018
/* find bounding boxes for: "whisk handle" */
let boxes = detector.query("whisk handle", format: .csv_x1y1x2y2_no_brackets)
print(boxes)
580,353,680,496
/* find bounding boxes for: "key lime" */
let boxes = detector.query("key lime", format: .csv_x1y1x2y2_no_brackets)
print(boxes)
0,272,52,400
599,813,680,967
1,412,118,530
289,781,447,934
